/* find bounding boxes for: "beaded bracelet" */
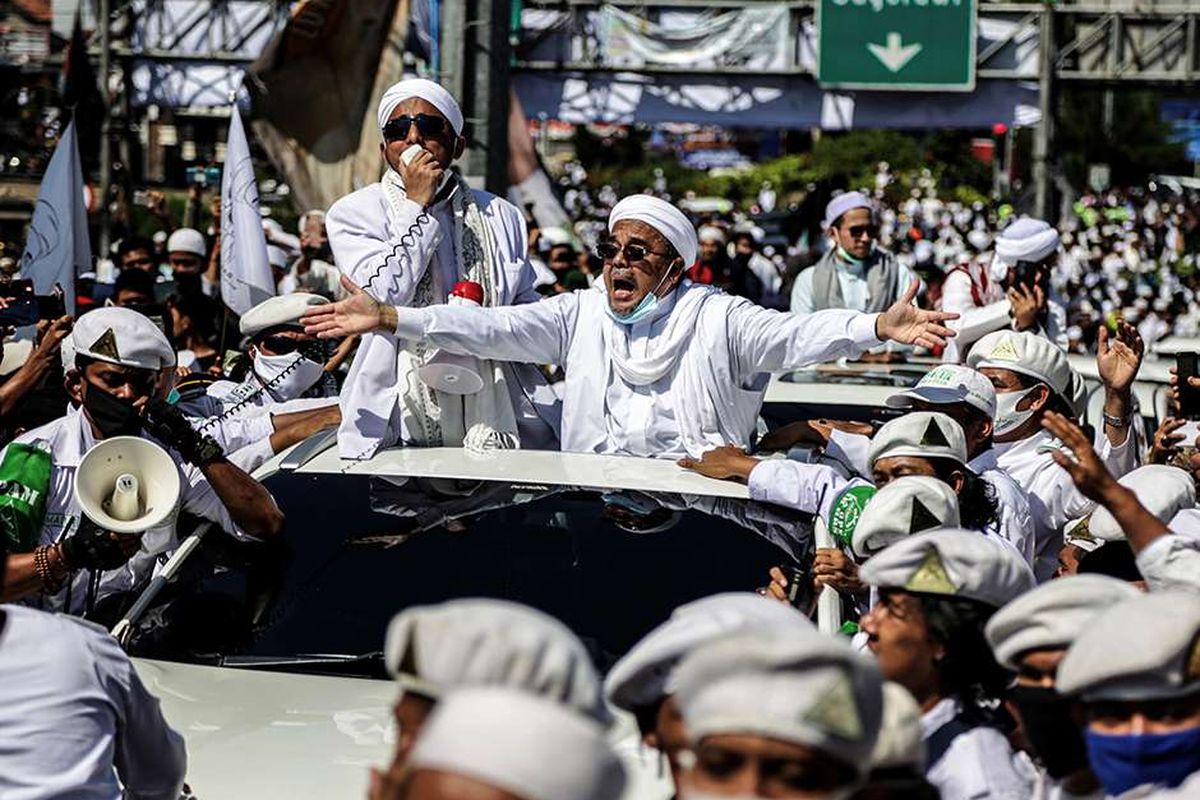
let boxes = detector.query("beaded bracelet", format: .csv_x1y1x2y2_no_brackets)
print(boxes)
33,545,65,594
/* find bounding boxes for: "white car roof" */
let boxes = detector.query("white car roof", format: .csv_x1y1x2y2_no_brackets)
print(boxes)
272,444,750,500
764,372,906,406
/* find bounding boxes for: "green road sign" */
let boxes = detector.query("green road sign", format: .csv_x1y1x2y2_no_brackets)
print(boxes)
817,0,976,91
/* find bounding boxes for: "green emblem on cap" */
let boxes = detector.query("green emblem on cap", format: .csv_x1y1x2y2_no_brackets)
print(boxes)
920,366,956,387
909,497,943,534
828,484,877,547
905,546,958,595
804,673,863,741
89,328,121,362
987,336,1020,362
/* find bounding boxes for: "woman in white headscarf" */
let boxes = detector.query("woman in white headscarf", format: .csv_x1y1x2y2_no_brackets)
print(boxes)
326,78,561,458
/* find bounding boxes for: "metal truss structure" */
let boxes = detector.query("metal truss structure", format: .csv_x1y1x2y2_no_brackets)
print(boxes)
515,0,1200,86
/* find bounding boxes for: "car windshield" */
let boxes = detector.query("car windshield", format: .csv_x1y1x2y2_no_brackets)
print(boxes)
125,469,813,678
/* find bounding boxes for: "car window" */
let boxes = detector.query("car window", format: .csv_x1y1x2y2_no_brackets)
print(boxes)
125,471,813,678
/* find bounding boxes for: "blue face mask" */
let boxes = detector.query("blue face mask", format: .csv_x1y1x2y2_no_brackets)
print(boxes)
1086,726,1200,796
166,388,181,405
605,265,678,326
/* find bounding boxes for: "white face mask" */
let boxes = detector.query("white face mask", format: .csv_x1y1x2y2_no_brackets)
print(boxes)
994,385,1041,437
253,350,325,402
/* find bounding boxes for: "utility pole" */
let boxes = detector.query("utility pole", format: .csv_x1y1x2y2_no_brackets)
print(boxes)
98,0,113,258
1033,1,1055,220
440,0,511,193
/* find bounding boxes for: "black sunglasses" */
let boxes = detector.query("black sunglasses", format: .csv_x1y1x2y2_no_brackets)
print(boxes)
260,335,318,357
382,114,449,143
846,224,877,238
596,240,672,264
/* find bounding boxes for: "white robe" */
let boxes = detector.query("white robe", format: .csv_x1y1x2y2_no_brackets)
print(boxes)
993,427,1137,581
327,181,560,458
392,282,883,459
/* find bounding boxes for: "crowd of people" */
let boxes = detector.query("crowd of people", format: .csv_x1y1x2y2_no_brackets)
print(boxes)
1,74,1199,800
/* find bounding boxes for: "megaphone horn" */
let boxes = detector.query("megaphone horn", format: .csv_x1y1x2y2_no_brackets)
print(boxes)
417,350,485,396
74,436,182,534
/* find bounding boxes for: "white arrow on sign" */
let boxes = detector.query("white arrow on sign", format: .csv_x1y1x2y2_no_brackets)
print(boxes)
867,32,922,73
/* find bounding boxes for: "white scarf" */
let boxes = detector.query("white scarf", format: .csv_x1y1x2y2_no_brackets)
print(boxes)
382,170,519,451
593,282,752,458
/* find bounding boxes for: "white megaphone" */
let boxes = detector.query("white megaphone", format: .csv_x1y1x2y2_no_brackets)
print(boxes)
75,437,181,536
417,350,485,395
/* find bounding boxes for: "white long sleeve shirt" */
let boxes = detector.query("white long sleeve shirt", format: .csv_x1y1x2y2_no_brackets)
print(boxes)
328,181,559,456
0,606,186,800
923,698,1033,800
786,431,1035,565
394,283,883,458
4,407,255,613
993,427,1138,581
790,257,919,314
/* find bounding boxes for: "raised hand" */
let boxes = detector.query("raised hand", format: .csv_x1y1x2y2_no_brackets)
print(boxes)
303,276,393,339
875,279,959,350
1097,321,1144,395
1042,410,1120,504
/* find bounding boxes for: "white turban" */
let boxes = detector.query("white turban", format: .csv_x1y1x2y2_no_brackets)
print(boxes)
823,191,874,229
376,78,464,136
608,194,698,267
994,217,1060,266
697,225,726,245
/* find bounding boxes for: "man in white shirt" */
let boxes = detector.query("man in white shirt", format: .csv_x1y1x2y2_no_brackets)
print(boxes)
0,534,187,800
326,78,558,458
941,217,1068,363
0,308,283,612
305,194,959,459
790,191,918,316
967,327,1142,580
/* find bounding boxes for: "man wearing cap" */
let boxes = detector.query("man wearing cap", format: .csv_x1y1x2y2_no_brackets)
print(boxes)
791,192,918,317
985,575,1140,800
1055,591,1200,798
165,227,210,294
968,326,1143,579
604,593,813,792
683,412,1023,566
858,529,1035,800
393,687,625,800
326,77,559,458
180,292,339,419
0,307,284,610
306,193,958,459
369,598,606,795
1043,410,1200,593
940,216,1067,363
670,626,884,798
690,225,728,287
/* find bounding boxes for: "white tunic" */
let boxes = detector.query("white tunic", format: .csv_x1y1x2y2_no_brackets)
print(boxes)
0,605,186,800
746,457,1029,562
327,181,560,457
393,282,883,459
1135,531,1200,592
923,697,1033,800
797,431,1035,564
790,256,919,314
993,428,1137,581
3,408,250,613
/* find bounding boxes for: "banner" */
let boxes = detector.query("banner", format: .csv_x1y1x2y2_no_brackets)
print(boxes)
602,5,791,71
220,107,275,315
19,121,90,315
247,0,406,211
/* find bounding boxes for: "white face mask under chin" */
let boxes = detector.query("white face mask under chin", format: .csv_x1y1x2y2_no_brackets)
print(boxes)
253,351,325,402
993,385,1040,437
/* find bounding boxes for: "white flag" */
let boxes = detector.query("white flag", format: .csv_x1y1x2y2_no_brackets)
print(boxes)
20,120,90,315
220,106,274,315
